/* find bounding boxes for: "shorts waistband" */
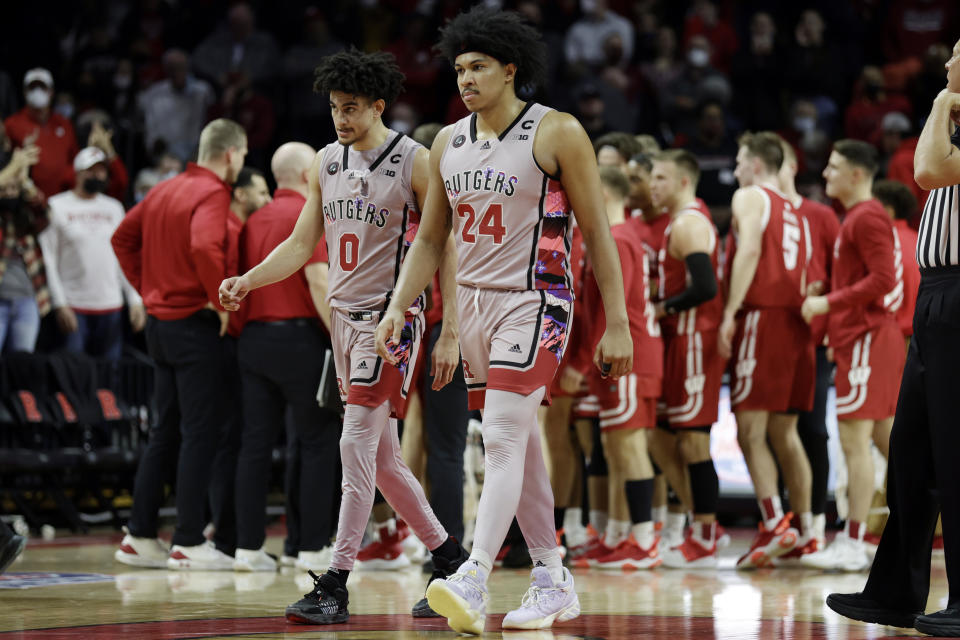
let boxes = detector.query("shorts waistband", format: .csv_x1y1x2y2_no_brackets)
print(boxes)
920,265,960,282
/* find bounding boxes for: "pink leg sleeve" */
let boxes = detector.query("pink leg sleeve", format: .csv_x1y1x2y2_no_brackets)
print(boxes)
330,401,390,570
375,417,447,550
515,411,560,558
470,387,546,558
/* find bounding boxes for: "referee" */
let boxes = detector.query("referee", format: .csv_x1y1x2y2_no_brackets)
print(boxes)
828,41,960,636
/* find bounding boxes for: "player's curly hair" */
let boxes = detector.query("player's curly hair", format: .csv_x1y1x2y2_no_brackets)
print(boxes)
435,5,547,92
313,48,405,105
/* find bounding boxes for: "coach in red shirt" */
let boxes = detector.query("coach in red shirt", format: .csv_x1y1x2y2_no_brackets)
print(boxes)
231,141,341,572
111,118,247,570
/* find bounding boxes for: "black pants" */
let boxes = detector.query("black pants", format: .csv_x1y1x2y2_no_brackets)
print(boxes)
128,311,230,548
235,321,340,551
797,345,833,516
422,322,469,542
207,335,242,555
864,270,960,610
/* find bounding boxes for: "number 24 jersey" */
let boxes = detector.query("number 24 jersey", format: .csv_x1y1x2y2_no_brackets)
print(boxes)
439,103,574,300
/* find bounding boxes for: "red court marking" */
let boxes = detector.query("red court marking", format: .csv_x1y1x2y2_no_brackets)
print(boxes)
0,614,913,639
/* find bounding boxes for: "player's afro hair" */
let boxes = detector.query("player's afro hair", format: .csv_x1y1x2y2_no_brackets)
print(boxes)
313,48,405,106
435,5,547,92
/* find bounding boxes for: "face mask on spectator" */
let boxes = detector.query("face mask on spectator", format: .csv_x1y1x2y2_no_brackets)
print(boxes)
793,116,816,133
55,101,74,120
687,48,709,68
83,177,107,193
26,87,51,109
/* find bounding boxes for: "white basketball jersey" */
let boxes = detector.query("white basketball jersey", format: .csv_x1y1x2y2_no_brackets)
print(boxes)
439,103,574,299
318,130,422,310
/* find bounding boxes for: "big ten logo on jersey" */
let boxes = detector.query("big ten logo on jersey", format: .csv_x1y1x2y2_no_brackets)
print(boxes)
512,119,535,141
323,197,389,228
380,152,402,178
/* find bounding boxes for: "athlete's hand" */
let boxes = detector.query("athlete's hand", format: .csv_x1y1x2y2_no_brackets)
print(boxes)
219,275,251,311
375,307,406,365
594,324,632,379
431,331,460,391
559,366,584,395
205,302,230,337
801,295,830,324
935,88,960,126
718,311,736,360
806,280,825,297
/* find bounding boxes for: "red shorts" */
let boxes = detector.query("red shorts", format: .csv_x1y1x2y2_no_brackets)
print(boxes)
729,307,815,413
834,322,905,420
594,373,659,431
331,309,423,419
662,329,726,427
458,287,570,411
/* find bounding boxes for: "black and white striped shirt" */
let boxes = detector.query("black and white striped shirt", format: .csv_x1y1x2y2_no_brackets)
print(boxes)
917,183,960,269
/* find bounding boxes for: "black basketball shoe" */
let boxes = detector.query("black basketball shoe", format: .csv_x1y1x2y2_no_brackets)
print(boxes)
285,570,349,624
412,542,470,617
0,534,26,575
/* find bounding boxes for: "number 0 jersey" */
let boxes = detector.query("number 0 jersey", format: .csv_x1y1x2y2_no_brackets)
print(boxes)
439,103,574,299
318,130,422,310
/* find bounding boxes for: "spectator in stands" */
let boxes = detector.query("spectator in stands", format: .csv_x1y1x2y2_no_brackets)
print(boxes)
0,71,18,120
4,69,78,200
565,0,634,73
784,9,846,127
661,35,731,138
282,7,343,146
192,2,280,90
873,179,920,345
882,0,958,63
731,12,784,131
138,49,215,162
74,112,130,203
681,0,738,73
911,43,953,120
39,147,144,360
0,141,49,353
573,82,613,139
881,113,926,213
680,100,738,208
642,26,684,114
844,66,914,142
384,14,442,121
111,119,247,570
208,72,275,170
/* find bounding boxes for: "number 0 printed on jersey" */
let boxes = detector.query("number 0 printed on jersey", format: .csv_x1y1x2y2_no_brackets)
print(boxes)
340,232,360,271
457,203,506,244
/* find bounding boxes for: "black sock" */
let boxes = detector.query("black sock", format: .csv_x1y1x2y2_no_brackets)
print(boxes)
326,568,349,589
554,507,566,531
800,432,829,515
688,459,719,515
430,536,461,561
624,478,654,525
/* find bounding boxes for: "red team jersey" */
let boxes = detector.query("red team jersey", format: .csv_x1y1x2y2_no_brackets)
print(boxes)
796,197,840,345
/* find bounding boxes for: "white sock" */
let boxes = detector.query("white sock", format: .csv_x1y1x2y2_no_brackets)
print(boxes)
530,547,565,584
631,521,655,549
605,519,629,547
652,505,668,525
666,512,686,538
464,548,492,580
759,495,784,531
812,513,826,541
799,512,813,539
563,508,587,547
590,509,608,534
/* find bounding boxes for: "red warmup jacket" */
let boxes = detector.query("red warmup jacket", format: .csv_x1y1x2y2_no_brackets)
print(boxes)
111,163,230,320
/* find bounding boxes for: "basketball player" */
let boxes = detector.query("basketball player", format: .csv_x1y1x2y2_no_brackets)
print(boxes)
374,7,633,633
646,150,725,568
218,49,467,623
800,140,904,571
718,132,816,569
777,137,839,553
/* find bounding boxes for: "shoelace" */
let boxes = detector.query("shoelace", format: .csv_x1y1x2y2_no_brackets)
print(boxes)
447,571,486,600
304,570,331,599
519,583,567,609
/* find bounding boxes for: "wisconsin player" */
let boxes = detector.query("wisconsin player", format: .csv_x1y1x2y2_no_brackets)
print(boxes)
801,140,904,571
718,132,816,569
566,166,663,570
219,49,467,624
375,7,632,634
647,150,726,568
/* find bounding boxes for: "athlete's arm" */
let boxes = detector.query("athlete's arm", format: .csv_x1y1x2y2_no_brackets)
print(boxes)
376,128,455,364
538,111,632,379
219,152,326,310
656,213,717,317
304,262,332,333
914,89,960,190
718,187,764,358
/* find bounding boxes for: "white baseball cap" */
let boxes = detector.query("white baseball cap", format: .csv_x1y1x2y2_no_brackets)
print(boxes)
23,68,53,88
74,147,107,172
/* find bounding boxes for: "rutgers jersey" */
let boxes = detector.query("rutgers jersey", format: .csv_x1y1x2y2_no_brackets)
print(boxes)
439,103,573,298
318,130,422,310
658,200,723,335
736,185,812,309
